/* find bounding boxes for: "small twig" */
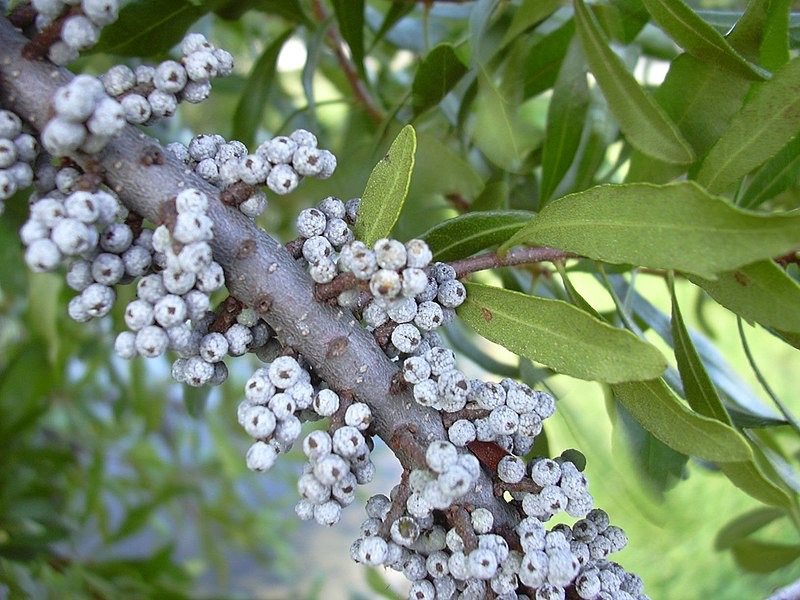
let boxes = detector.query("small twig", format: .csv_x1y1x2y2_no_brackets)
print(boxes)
378,470,411,539
125,211,144,240
446,505,478,553
314,272,360,302
775,250,800,269
445,193,470,213
22,6,82,61
9,4,37,30
391,425,427,468
441,408,490,429
329,389,354,431
737,317,800,435
310,0,383,124
372,319,398,348
285,237,304,259
450,246,576,279
209,296,244,334
220,181,256,207
493,479,542,497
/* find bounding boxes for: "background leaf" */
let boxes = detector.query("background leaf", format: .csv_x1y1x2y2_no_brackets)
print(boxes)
731,540,800,573
641,0,767,80
232,29,293,147
458,282,667,383
695,56,800,194
503,181,800,279
331,0,365,75
412,44,468,116
94,0,207,56
354,125,417,246
573,0,695,164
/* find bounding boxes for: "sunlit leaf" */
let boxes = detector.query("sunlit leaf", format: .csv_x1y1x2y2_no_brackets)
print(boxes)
458,283,667,383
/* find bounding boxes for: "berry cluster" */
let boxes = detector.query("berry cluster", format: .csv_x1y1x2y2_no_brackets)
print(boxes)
0,110,37,211
41,74,125,156
167,128,336,204
99,33,234,124
31,0,119,65
237,356,377,526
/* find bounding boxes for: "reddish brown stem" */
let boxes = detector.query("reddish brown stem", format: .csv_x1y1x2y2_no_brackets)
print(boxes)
441,408,490,429
451,246,576,279
378,470,411,539
22,6,81,61
446,505,479,553
310,0,383,124
314,271,360,302
209,295,244,334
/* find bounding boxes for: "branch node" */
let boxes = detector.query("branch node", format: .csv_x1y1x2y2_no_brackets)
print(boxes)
326,336,349,359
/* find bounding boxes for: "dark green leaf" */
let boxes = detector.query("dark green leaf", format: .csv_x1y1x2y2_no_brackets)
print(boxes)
726,0,770,60
641,0,768,80
331,0,365,75
716,507,785,550
183,385,210,418
689,260,800,333
232,29,293,147
94,0,207,56
731,540,800,573
502,181,800,279
523,19,575,99
671,283,732,424
470,180,509,212
412,44,468,116
420,210,533,262
739,135,800,209
458,282,667,383
370,3,414,49
540,38,589,203
696,56,800,194
573,0,695,164
625,53,751,184
611,379,753,462
760,0,791,71
500,0,561,48
671,282,795,508
213,0,310,24
354,125,417,246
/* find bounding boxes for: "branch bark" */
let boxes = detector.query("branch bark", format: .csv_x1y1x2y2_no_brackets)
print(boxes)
0,16,516,527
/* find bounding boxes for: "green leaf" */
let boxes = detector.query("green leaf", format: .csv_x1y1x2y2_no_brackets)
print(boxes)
94,0,207,56
523,18,575,99
739,135,800,209
671,282,795,508
354,125,417,246
695,56,800,194
365,568,403,600
573,0,695,164
473,70,539,171
232,29,293,148
501,181,800,279
760,0,791,71
458,282,667,383
470,180,509,212
183,385,209,418
412,44,468,116
331,0,365,74
716,507,785,550
625,53,751,184
420,210,534,262
370,2,414,49
611,379,752,462
641,0,768,80
689,260,800,333
731,540,800,573
540,38,589,203
213,0,310,24
501,0,561,48
410,134,483,200
670,284,732,424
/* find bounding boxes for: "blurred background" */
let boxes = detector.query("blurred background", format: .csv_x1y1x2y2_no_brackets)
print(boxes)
2,0,800,598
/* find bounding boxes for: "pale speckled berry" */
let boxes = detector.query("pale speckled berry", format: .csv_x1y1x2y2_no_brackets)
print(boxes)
246,440,279,472
313,388,340,416
225,323,253,356
114,330,137,359
447,419,476,447
196,261,224,292
344,402,372,430
266,163,299,195
135,325,168,358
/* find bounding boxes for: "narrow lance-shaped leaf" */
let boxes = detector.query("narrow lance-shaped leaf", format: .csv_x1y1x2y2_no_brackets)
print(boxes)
412,44,468,116
457,282,667,383
420,211,533,262
523,18,575,99
641,0,768,80
695,56,800,194
573,0,695,164
331,0,365,75
715,508,785,550
738,135,800,209
501,181,800,279
540,38,589,203
671,281,795,508
94,0,207,56
354,125,417,246
731,540,800,573
500,0,561,48
232,29,293,147
689,260,800,333
611,379,752,462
